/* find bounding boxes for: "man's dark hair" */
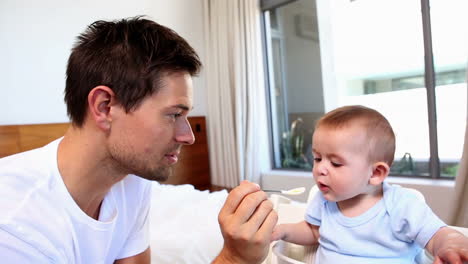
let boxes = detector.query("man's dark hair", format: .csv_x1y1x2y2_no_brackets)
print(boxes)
64,16,202,126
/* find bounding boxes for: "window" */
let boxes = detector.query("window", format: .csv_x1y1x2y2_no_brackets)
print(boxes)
261,0,467,178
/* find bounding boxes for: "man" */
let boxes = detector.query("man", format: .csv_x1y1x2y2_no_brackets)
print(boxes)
0,17,277,263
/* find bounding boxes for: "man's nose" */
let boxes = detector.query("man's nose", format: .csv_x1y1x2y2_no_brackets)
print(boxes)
175,118,195,145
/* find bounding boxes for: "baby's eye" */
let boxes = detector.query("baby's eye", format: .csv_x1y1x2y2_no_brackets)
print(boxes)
331,162,342,167
313,158,321,162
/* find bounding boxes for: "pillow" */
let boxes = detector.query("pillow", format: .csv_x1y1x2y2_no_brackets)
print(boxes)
149,183,228,264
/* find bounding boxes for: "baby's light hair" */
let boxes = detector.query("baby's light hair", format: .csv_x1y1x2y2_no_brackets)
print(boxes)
315,105,396,166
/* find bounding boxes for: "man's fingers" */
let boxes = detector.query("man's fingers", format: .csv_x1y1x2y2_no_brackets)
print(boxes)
219,181,260,217
256,209,278,240
242,198,274,232
215,182,278,264
231,191,269,225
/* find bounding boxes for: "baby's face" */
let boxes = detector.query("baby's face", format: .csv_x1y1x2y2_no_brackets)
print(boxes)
312,125,374,202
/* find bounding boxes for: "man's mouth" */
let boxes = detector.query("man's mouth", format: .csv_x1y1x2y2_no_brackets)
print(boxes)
165,152,179,165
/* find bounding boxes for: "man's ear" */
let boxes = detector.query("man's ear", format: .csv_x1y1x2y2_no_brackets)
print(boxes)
87,86,116,131
369,161,390,186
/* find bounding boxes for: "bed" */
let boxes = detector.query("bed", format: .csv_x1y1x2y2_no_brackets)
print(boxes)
149,182,227,263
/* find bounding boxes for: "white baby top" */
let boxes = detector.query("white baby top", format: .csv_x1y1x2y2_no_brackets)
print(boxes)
0,138,152,264
305,181,446,264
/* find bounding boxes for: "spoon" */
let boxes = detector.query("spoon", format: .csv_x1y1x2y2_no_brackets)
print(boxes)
264,187,306,195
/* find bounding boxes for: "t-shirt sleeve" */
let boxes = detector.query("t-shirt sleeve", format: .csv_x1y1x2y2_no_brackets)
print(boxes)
116,182,152,260
0,228,52,264
387,187,446,248
304,192,325,226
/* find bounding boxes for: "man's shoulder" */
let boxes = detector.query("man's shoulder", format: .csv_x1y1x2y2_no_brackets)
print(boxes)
0,146,55,203
0,201,73,262
0,143,64,232
0,156,72,263
0,143,53,176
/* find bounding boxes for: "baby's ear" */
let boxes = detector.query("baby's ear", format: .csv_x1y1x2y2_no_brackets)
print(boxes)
369,162,390,185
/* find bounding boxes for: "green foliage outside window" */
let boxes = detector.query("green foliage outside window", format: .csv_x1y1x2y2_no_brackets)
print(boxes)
281,118,312,170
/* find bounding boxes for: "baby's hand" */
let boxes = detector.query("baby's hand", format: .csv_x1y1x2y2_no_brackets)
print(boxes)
432,230,468,264
271,221,319,245
271,224,286,242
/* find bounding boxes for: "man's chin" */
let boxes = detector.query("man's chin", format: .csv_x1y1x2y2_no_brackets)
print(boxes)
137,167,173,182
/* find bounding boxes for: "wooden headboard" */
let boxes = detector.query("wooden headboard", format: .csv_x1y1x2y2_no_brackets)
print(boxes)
0,116,211,190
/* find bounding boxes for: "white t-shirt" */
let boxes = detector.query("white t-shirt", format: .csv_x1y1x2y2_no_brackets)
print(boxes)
305,182,446,264
0,138,152,264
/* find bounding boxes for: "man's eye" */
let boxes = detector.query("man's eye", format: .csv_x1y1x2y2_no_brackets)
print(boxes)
314,158,321,162
169,113,182,119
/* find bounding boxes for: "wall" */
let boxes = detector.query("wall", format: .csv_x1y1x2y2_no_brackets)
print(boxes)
0,0,206,125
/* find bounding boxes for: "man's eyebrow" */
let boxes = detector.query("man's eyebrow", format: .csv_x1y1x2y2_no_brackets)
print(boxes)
171,104,193,111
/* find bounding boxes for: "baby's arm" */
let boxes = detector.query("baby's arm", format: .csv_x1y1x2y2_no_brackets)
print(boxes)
271,220,319,246
425,226,468,264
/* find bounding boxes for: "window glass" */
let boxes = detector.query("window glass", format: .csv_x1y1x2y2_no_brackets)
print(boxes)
431,0,468,178
329,0,431,176
263,0,465,178
265,0,321,170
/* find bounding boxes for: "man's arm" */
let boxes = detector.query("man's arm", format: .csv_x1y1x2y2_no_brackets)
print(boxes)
212,181,278,264
114,247,150,264
425,226,468,264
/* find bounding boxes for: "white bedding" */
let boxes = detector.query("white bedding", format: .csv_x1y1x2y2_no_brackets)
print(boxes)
149,183,228,264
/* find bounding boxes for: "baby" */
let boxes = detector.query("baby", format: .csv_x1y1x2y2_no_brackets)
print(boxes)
272,105,468,263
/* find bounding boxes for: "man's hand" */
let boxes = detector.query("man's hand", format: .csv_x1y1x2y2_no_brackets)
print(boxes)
213,181,278,264
427,227,468,264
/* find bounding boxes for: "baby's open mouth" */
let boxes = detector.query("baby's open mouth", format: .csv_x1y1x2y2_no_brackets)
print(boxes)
318,182,330,192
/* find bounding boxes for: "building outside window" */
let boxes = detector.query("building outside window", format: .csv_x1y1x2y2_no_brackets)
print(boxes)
261,0,467,179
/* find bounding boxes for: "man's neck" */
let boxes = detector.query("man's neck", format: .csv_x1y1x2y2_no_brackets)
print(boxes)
57,126,126,220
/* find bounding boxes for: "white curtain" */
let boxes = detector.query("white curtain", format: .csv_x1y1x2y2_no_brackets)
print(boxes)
202,0,269,188
451,122,468,227
450,72,468,227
